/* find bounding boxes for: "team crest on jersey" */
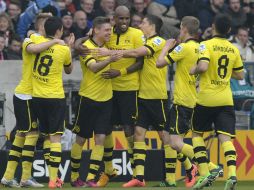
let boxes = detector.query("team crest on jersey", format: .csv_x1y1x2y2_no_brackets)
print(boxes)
199,44,206,52
174,45,182,53
153,38,162,46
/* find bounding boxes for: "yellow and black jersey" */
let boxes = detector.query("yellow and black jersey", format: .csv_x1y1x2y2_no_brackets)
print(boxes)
197,36,243,106
165,39,199,108
139,35,167,99
32,36,72,99
15,33,44,95
106,27,144,91
79,38,112,102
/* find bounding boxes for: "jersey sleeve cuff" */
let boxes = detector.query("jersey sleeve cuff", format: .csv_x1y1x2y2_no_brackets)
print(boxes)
84,57,96,65
233,66,244,72
144,44,155,56
64,63,72,67
198,57,210,63
166,54,175,64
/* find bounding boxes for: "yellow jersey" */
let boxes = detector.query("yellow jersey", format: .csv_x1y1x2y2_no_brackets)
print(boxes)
166,39,199,108
32,37,72,99
15,33,44,95
106,27,144,91
139,35,167,99
197,36,243,106
79,38,112,102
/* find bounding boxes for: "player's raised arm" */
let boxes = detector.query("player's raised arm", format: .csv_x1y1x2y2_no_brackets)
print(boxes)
26,38,65,54
156,39,176,68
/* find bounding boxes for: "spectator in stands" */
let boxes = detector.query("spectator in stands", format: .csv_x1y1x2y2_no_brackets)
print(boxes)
0,0,6,13
198,0,226,32
64,0,76,13
174,0,203,19
106,11,115,26
0,32,7,60
61,9,74,36
80,0,95,28
132,0,147,15
6,35,22,60
7,0,21,31
0,12,14,47
246,0,254,39
130,12,144,29
147,0,180,26
231,27,254,61
226,0,247,34
73,10,90,39
94,0,116,17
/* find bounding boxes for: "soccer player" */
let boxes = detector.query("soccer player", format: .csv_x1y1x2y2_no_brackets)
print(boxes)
71,6,144,187
31,16,73,188
190,14,244,190
70,16,122,187
156,16,202,188
1,14,63,188
98,6,144,187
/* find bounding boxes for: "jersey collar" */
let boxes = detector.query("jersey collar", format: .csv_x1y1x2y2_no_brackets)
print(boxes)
185,38,198,43
213,35,227,39
147,34,158,39
89,37,104,47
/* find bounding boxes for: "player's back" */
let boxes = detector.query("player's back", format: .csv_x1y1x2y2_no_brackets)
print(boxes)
198,36,243,106
15,33,44,95
32,37,71,99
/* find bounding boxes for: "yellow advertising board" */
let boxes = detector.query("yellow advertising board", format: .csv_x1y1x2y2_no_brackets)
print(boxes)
82,130,254,180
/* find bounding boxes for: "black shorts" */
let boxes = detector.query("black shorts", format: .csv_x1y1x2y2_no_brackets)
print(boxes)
32,97,66,135
191,104,236,137
72,96,112,138
168,104,193,135
13,95,38,133
111,91,137,126
136,98,169,131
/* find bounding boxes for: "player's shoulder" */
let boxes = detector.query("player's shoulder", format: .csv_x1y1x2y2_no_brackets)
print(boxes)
151,35,165,45
128,27,143,36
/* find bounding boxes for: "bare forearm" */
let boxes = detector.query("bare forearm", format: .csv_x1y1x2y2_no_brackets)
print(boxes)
157,48,169,68
26,40,57,54
89,58,112,73
126,57,144,74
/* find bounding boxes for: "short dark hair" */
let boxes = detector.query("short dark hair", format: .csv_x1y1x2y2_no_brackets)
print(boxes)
145,14,163,34
44,16,63,36
213,14,231,35
93,16,111,29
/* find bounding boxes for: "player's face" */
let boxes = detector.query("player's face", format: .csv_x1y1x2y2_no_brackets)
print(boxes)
97,23,112,42
114,12,130,33
139,18,151,37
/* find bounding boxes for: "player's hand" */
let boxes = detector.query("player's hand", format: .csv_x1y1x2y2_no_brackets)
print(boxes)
165,39,177,50
66,33,75,47
54,39,65,45
101,69,121,79
96,47,111,57
109,51,123,62
77,44,90,56
190,66,197,75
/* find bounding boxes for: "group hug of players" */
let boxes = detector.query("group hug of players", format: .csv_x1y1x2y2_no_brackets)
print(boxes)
0,4,243,190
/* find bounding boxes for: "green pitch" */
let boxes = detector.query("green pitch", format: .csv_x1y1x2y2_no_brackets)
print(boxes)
1,181,254,189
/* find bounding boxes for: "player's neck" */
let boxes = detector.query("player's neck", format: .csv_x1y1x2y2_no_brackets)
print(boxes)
146,31,157,39
183,34,195,42
92,36,104,47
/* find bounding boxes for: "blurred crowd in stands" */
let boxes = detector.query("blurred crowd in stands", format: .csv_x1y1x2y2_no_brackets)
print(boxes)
0,0,254,62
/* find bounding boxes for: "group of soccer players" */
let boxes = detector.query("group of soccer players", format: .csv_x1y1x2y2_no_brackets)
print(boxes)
1,4,243,190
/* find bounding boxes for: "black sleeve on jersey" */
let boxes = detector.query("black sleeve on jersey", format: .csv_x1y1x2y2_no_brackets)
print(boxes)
233,66,243,71
144,45,155,56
